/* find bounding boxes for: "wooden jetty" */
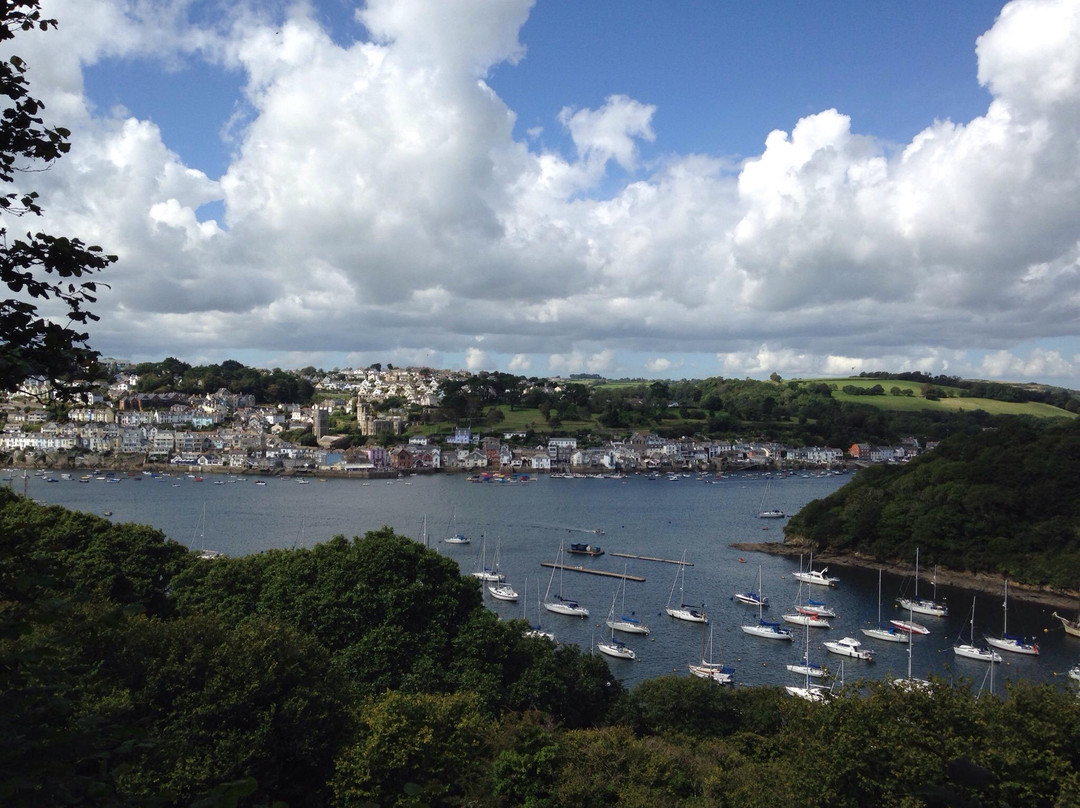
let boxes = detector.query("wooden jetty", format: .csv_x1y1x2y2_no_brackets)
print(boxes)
540,562,645,582
610,552,693,566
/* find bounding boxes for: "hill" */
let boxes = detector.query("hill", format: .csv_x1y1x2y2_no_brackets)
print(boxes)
784,417,1080,590
795,375,1077,419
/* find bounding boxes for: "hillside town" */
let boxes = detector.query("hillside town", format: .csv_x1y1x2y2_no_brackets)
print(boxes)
1,365,927,476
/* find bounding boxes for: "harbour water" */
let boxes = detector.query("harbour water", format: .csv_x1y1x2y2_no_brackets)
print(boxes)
16,469,1080,693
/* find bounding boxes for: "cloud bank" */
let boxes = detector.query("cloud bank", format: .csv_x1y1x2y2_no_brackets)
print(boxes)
12,0,1080,386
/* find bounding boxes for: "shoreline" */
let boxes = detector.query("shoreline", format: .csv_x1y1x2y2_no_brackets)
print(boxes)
730,541,1080,611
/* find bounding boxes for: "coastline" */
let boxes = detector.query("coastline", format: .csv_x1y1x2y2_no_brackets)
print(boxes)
730,541,1080,611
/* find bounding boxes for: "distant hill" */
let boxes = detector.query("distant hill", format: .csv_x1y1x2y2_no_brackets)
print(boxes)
784,417,1080,589
795,374,1078,419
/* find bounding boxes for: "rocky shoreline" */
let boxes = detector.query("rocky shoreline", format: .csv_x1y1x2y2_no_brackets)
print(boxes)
730,541,1080,611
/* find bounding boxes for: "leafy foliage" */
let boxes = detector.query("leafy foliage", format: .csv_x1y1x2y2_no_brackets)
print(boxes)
786,418,1080,587
0,1,116,397
132,358,316,404
4,488,1080,806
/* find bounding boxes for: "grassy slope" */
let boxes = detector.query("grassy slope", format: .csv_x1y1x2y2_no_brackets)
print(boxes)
797,377,1076,418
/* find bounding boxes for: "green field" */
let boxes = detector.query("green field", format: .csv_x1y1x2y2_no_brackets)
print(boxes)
798,377,1076,418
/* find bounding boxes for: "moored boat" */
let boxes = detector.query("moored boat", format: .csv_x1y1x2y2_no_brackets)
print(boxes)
488,583,519,602
797,597,837,618
567,542,603,556
689,625,735,684
896,550,948,617
824,636,874,661
665,550,707,623
952,596,1002,663
597,637,636,660
984,580,1039,656
543,543,589,618
1052,609,1080,638
890,618,930,635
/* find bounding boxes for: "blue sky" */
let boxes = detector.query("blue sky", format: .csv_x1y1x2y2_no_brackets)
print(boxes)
12,0,1080,386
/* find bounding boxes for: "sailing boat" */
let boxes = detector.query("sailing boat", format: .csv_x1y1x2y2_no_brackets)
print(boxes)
896,548,948,617
741,565,793,640
861,568,910,644
1051,586,1080,638
782,582,832,628
953,596,1002,662
733,565,769,607
892,603,932,690
443,508,470,545
523,578,555,641
597,592,637,660
191,503,224,560
785,622,828,701
688,624,734,684
543,542,589,618
471,537,506,583
606,564,650,635
757,477,787,518
984,579,1039,655
665,551,708,623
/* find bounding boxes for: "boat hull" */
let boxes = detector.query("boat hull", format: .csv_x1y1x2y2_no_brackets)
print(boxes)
741,623,793,640
488,585,518,602
545,601,589,618
953,643,1002,662
896,597,948,617
785,663,827,678
890,619,930,635
785,685,828,701
861,627,909,644
792,571,839,587
597,641,635,660
1052,612,1080,638
782,613,831,628
985,636,1039,655
733,592,768,607
607,618,650,635
666,607,707,623
689,663,734,684
824,638,874,661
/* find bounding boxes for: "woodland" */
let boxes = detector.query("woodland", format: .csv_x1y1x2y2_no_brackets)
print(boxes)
2,487,1079,807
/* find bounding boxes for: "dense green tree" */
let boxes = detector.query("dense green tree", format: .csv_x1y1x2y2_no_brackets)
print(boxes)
785,418,1080,587
0,1,116,397
332,690,489,807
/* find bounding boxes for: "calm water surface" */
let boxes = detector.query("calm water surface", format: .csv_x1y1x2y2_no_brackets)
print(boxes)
18,469,1080,693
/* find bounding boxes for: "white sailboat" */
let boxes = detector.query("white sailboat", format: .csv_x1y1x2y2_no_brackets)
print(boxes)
782,583,832,628
523,578,555,641
443,508,470,545
756,477,787,518
191,503,224,560
786,622,829,701
598,592,637,660
689,624,734,684
733,566,769,607
543,543,589,618
896,548,948,617
471,537,506,583
606,564,650,635
953,596,1002,663
741,566,793,641
893,604,932,690
862,568,910,644
665,551,708,623
797,596,837,618
984,579,1039,655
